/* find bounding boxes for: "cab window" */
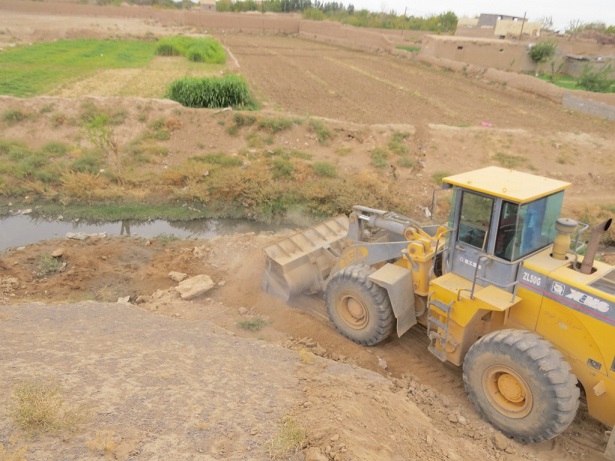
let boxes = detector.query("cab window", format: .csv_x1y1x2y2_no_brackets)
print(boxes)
457,192,494,250
495,192,564,261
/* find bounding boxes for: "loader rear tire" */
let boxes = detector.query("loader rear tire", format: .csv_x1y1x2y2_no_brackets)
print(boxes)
325,265,394,346
463,329,579,443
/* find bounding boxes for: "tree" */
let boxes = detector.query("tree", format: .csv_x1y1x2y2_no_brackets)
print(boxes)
529,40,556,63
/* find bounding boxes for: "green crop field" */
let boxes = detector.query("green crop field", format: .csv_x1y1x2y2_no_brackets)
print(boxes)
0,39,157,97
0,37,228,97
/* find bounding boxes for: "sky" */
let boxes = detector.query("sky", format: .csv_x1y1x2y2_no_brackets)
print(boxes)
346,0,615,31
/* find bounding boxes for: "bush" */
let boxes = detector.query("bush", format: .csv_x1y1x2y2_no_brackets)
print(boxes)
166,74,256,109
577,65,614,93
529,40,556,63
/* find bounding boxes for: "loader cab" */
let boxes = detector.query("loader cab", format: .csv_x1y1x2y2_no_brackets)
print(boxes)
442,167,570,291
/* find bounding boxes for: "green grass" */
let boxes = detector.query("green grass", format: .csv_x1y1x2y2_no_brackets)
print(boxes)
166,74,257,109
396,45,421,53
156,36,225,64
536,74,578,90
0,39,157,97
431,171,451,185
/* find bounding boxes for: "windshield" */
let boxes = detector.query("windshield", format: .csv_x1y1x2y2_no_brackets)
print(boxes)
495,192,564,261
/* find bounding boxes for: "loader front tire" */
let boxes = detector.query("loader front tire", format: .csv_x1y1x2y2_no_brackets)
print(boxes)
463,329,579,443
325,265,394,346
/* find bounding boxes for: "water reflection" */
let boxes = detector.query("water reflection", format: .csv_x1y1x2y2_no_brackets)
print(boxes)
0,215,286,251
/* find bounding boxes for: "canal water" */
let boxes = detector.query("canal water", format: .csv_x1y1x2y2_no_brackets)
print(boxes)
0,215,286,252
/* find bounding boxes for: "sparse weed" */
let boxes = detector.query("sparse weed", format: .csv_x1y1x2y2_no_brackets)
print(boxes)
389,131,411,155
493,152,526,168
41,141,70,157
289,150,312,160
313,161,337,178
335,146,351,156
38,254,63,277
268,417,306,459
309,119,333,144
398,155,415,168
155,233,179,244
50,112,70,128
431,171,451,185
272,158,294,179
370,147,389,168
258,117,294,134
86,429,117,456
0,440,28,461
233,113,257,127
2,109,28,125
237,316,268,332
9,380,86,434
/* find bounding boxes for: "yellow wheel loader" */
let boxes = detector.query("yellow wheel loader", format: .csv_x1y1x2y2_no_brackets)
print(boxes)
263,167,615,458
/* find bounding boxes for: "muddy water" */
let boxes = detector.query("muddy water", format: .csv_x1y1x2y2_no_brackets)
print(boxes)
0,215,285,251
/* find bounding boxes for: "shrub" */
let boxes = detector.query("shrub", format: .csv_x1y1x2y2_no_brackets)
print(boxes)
529,40,556,63
431,171,451,185
194,152,243,167
577,65,614,93
166,74,256,109
71,150,104,174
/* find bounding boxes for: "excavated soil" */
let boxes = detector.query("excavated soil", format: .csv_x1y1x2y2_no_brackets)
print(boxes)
1,4,614,461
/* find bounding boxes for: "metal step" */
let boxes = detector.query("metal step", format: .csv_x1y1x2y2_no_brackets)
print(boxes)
426,297,454,362
429,298,452,314
428,332,447,362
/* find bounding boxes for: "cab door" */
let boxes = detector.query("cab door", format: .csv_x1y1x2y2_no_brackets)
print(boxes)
449,190,495,283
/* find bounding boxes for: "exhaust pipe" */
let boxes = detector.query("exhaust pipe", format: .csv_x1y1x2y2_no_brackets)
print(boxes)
580,218,612,275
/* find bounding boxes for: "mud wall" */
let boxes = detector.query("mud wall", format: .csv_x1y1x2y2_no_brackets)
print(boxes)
298,21,391,52
421,36,536,73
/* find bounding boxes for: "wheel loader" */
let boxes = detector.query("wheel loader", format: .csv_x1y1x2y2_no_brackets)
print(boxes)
262,166,615,458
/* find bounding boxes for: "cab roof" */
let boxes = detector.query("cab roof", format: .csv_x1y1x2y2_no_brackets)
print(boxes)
443,167,571,203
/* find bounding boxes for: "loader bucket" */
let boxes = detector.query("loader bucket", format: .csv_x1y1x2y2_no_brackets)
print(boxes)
262,215,349,301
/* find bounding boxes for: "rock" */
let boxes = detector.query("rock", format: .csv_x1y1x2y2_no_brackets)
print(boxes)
493,433,510,451
66,232,89,240
377,357,388,370
168,271,188,282
312,344,327,357
330,434,340,442
175,275,215,300
238,307,248,315
457,415,467,425
304,447,327,461
425,435,434,446
218,281,226,287
19,208,32,215
51,249,64,258
117,296,131,304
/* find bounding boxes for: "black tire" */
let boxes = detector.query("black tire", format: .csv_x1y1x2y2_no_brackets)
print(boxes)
325,265,394,346
463,329,579,443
